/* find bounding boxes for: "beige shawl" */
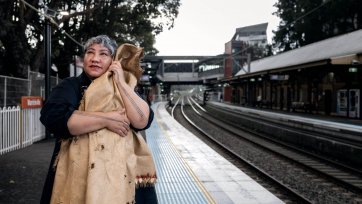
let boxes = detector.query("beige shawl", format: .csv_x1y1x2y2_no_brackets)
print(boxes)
50,44,157,204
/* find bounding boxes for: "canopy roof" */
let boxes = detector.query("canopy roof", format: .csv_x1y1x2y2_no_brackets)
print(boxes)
236,29,362,76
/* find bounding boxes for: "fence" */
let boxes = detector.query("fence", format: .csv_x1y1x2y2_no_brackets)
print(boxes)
0,71,59,107
0,106,45,155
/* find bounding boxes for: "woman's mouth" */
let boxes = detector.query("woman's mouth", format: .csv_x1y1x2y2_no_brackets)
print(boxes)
89,65,101,69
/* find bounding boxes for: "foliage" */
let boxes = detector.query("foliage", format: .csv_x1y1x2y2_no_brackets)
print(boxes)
272,0,362,53
0,0,180,78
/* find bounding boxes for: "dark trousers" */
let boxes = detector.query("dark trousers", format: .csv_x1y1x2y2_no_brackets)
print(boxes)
135,186,158,204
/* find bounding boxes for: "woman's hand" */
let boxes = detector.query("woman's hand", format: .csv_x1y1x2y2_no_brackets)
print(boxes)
109,61,126,84
103,109,130,137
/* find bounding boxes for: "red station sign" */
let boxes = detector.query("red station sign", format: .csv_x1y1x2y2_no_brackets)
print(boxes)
21,96,43,109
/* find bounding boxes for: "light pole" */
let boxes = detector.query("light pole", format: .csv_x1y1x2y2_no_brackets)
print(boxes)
44,20,51,102
43,6,60,102
44,6,58,139
44,13,53,139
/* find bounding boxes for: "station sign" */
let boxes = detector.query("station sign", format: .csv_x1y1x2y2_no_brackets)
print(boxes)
21,96,43,109
199,64,221,71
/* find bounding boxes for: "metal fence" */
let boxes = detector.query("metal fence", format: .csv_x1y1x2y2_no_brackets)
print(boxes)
0,71,58,154
0,71,59,107
0,106,45,155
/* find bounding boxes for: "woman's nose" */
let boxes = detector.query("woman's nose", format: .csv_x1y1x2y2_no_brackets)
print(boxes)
90,54,101,62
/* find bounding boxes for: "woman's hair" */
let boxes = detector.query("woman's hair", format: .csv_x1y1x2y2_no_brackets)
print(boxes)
83,35,118,57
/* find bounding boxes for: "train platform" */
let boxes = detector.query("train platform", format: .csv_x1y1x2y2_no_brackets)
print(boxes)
0,101,284,204
147,102,284,204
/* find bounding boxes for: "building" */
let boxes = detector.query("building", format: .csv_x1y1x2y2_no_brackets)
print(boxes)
223,23,268,102
231,22,268,48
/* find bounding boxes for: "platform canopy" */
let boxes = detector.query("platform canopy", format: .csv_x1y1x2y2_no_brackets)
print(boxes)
236,29,362,76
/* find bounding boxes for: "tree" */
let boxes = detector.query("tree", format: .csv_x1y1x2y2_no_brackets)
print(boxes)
0,0,34,77
272,0,362,53
0,0,181,78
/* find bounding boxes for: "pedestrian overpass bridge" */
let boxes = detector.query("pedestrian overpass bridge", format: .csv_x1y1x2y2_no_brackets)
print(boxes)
141,55,226,84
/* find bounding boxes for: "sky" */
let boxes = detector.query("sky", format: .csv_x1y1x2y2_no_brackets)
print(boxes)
154,0,280,56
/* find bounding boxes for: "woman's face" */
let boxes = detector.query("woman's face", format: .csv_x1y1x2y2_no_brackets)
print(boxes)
83,43,113,80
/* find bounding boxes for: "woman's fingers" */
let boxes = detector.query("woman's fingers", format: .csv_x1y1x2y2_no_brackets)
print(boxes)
110,61,126,83
116,109,130,127
118,126,128,137
115,117,130,136
109,61,122,71
110,120,129,137
104,110,130,136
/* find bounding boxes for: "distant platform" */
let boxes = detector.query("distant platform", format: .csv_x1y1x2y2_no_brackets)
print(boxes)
208,101,362,133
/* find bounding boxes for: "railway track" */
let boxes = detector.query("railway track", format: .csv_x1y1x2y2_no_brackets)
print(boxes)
170,96,362,204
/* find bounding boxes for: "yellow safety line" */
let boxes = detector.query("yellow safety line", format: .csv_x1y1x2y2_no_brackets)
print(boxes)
154,102,217,204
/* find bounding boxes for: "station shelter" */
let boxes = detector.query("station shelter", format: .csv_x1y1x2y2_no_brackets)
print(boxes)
218,29,362,119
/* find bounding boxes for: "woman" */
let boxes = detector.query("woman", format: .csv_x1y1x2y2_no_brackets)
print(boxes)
40,35,157,203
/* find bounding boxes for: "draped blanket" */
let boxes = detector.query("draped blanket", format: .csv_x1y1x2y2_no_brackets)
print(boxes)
50,44,157,204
